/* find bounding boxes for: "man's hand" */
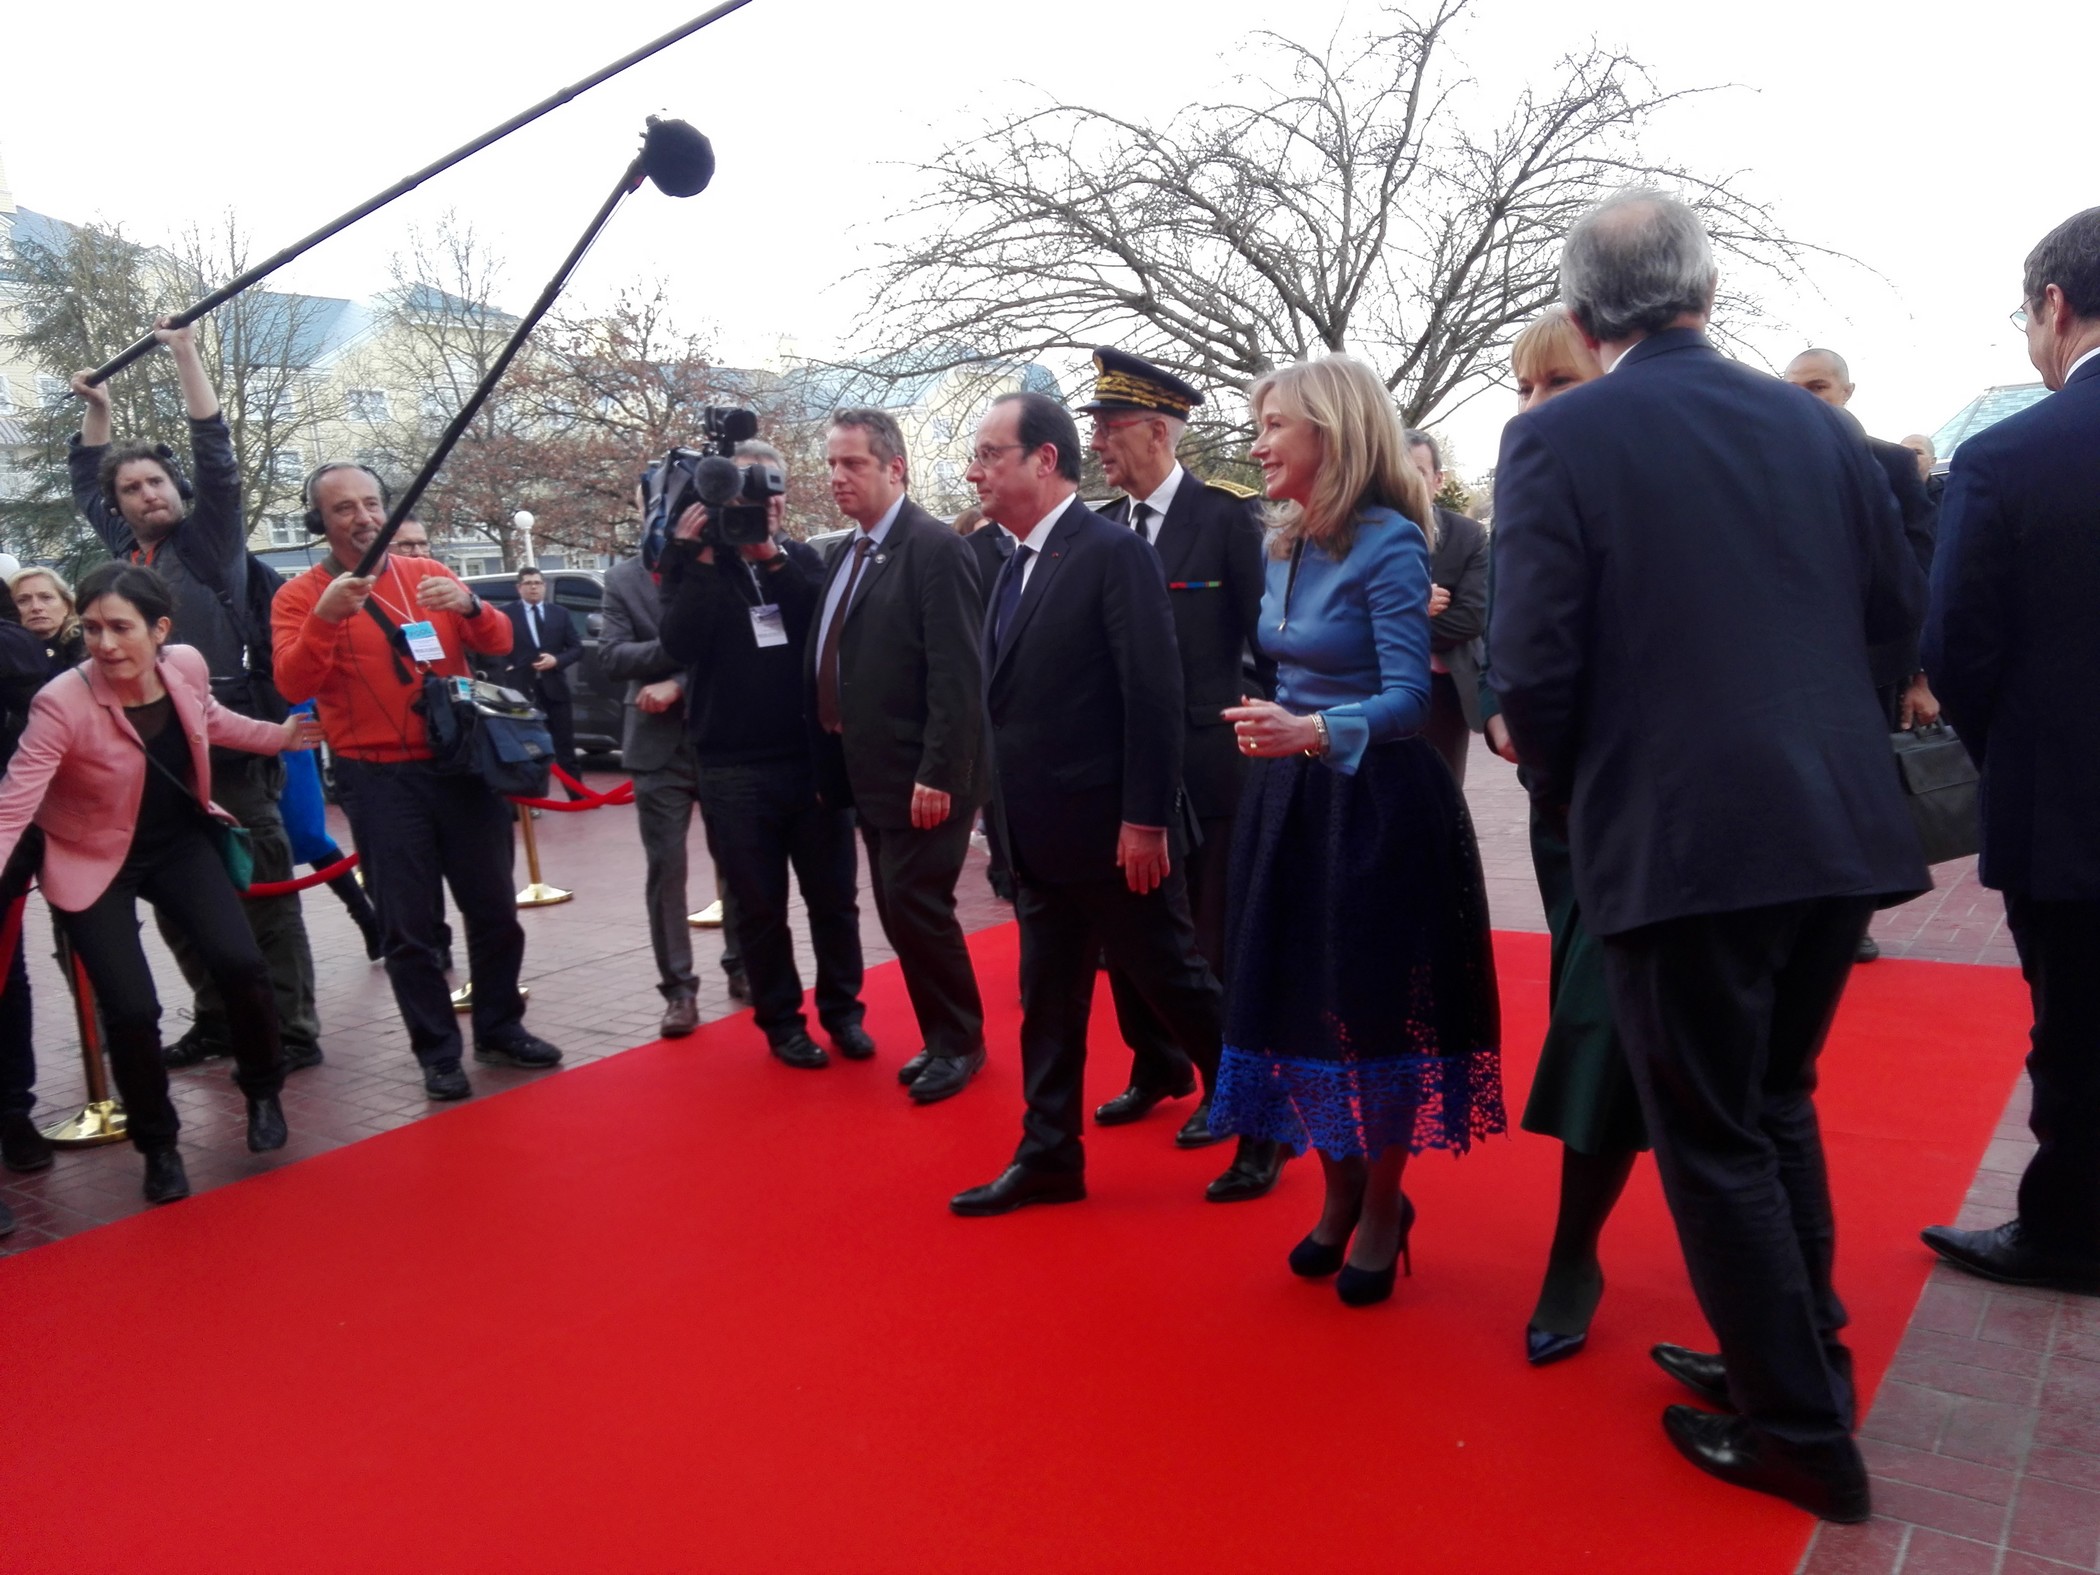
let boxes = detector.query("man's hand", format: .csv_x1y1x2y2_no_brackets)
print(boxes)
1485,713,1519,763
314,574,376,624
1428,584,1453,618
1116,823,1170,894
69,371,112,413
278,712,325,752
152,317,197,355
1900,673,1942,730
415,576,473,615
672,503,710,542
532,652,558,672
910,783,953,830
636,678,683,714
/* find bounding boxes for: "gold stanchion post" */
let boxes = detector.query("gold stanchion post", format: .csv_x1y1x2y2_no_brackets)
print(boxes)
514,801,571,907
452,980,530,1013
41,939,127,1147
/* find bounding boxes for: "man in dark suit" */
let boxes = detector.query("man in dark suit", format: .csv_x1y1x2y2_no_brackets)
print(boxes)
505,567,584,796
1919,208,2100,1297
949,391,1226,1216
809,408,990,1104
1492,189,1928,1522
1083,348,1282,1199
1403,430,1490,786
601,520,745,1038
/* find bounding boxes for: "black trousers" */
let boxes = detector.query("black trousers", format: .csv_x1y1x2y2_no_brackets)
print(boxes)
1423,671,1472,786
544,694,583,796
0,924,33,1120
1603,897,1871,1448
1109,813,1230,1094
2004,894,2100,1260
56,828,284,1152
1014,868,1222,1173
861,813,985,1060
696,757,862,1045
336,758,528,1066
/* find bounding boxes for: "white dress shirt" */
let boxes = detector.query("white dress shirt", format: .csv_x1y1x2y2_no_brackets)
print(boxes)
1015,492,1077,592
1126,465,1186,544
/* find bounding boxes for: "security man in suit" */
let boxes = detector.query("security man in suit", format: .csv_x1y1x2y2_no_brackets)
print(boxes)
1921,207,2100,1297
1083,349,1283,1202
809,408,989,1104
1493,190,1927,1522
504,567,585,796
950,391,1227,1216
1403,430,1491,786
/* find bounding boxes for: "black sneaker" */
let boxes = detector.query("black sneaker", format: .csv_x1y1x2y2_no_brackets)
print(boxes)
162,1024,229,1069
283,1041,325,1072
473,1033,564,1069
1,1112,54,1174
422,1059,473,1101
142,1147,191,1204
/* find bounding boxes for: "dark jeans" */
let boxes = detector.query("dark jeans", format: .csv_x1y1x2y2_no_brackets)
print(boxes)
1014,868,1222,1173
1604,896,1871,1448
2005,894,2100,1260
56,827,284,1152
861,812,984,1059
696,756,862,1044
335,758,528,1066
0,923,32,1120
1109,812,1231,1094
158,753,321,1053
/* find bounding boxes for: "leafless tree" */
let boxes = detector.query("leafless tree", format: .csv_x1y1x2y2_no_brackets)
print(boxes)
853,1,1830,432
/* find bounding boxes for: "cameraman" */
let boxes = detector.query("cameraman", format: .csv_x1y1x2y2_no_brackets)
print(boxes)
68,321,324,1076
657,442,869,1069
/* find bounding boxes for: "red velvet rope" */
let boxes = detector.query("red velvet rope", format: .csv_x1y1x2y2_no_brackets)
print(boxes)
508,763,636,812
243,852,361,900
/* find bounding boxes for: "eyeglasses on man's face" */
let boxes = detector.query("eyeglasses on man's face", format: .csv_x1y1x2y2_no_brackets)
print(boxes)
969,442,1026,468
2010,304,2031,332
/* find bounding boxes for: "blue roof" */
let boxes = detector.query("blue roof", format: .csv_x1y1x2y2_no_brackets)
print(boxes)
1932,383,2051,459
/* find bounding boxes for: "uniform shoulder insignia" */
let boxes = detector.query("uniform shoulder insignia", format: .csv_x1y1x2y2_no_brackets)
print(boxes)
1203,477,1259,499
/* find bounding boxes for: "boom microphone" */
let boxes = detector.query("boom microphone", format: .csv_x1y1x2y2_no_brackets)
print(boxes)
642,116,715,197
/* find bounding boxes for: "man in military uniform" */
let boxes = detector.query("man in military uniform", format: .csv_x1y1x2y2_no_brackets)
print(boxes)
1083,348,1286,1203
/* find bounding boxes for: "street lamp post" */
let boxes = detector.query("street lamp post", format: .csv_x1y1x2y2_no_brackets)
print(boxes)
512,509,537,568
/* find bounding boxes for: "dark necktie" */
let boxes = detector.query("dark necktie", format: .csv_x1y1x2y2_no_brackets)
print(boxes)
816,536,872,733
1130,502,1152,542
992,543,1035,649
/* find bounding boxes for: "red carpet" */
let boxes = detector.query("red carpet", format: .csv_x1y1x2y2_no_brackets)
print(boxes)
0,928,2028,1573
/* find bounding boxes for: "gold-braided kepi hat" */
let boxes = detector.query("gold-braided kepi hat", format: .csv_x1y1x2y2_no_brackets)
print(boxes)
1077,347,1205,418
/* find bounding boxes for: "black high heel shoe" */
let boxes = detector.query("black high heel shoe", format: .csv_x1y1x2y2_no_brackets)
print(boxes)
1288,1190,1366,1278
1525,1261,1605,1367
1336,1192,1415,1306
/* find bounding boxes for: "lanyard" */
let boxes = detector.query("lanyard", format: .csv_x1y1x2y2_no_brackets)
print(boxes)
1277,539,1307,633
367,558,417,626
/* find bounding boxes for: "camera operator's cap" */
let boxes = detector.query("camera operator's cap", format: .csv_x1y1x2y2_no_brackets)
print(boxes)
1077,347,1205,418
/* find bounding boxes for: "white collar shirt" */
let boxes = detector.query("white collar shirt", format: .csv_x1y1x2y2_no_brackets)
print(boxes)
1127,464,1186,545
818,492,905,646
1016,492,1076,591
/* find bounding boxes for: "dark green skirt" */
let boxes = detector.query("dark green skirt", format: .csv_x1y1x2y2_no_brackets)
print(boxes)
1518,810,1648,1155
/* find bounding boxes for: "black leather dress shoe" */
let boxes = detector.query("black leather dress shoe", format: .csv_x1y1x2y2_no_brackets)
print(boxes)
160,1025,228,1069
950,1163,1086,1217
1,1112,54,1174
1662,1406,1870,1523
830,1023,877,1061
1174,1097,1230,1149
474,1032,564,1069
897,1047,935,1086
1855,934,1881,963
1922,1220,2100,1294
1652,1343,1732,1408
770,1032,831,1070
245,1094,289,1153
142,1147,191,1204
910,1047,985,1104
1205,1137,1288,1202
1095,1073,1196,1126
422,1059,473,1101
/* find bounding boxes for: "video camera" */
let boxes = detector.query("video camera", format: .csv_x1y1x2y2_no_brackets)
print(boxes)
640,406,785,567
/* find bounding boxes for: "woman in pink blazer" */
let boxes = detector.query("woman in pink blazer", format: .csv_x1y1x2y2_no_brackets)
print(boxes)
0,563,319,1204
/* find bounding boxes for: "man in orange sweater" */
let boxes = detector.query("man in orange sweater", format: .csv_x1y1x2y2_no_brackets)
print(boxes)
273,462,565,1100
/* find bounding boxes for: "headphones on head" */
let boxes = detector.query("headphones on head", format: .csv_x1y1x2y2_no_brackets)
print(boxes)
302,460,392,535
150,443,196,503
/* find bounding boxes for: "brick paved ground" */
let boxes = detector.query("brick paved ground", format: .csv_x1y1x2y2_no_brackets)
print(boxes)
1,738,2079,1572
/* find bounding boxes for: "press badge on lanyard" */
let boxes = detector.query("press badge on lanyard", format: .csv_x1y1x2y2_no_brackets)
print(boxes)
745,560,787,647
400,620,446,662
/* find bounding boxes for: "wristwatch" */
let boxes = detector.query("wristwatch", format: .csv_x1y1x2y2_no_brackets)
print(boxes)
461,592,484,618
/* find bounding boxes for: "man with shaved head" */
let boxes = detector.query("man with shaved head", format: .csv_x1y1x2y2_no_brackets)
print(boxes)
1900,434,1944,505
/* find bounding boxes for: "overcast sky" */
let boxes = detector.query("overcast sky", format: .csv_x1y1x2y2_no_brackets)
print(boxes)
2,0,2073,481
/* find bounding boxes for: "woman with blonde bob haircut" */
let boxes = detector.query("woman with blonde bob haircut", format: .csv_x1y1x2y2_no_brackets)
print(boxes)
9,566,87,673
1215,353,1504,1306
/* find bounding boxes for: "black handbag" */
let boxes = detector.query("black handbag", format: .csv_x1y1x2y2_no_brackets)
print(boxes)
1891,721,1981,865
358,600,555,800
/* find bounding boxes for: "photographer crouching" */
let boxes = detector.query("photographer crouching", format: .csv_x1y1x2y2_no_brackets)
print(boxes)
271,461,565,1101
655,423,870,1069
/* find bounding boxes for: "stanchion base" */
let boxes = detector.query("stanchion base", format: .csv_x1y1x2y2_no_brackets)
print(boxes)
42,1099,128,1148
517,883,573,907
452,982,532,1013
689,901,725,929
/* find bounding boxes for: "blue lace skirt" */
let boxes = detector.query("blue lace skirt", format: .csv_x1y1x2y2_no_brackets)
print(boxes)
1211,736,1504,1160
